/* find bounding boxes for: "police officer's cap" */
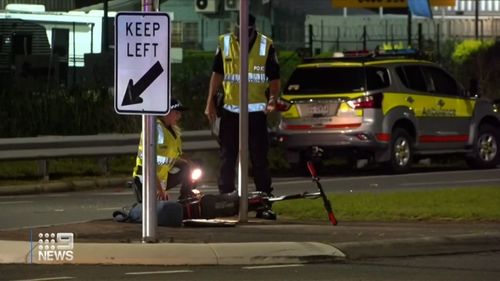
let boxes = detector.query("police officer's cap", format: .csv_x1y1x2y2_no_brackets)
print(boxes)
170,98,188,111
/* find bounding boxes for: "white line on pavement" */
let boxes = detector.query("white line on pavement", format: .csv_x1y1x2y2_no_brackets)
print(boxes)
242,264,304,270
401,178,500,186
96,207,123,211
45,194,70,197
0,200,33,205
11,277,75,281
275,169,500,185
125,270,193,275
91,192,134,196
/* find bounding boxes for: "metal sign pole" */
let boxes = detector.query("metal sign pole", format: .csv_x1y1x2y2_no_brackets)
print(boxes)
238,0,249,222
141,0,157,243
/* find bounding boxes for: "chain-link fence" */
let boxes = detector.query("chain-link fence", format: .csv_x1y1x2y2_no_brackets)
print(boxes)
304,15,500,54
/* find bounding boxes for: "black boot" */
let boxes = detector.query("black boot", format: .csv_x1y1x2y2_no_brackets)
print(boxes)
256,209,277,220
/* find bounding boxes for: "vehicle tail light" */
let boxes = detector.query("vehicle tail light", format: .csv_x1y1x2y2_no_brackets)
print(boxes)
347,93,383,109
276,98,292,112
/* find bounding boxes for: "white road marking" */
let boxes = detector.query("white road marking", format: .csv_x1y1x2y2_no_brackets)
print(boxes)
96,207,123,211
401,178,500,186
45,194,69,197
0,200,33,205
125,270,193,275
11,277,75,281
90,192,134,196
242,264,304,270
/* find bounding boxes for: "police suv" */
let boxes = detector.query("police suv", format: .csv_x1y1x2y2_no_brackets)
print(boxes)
275,50,500,172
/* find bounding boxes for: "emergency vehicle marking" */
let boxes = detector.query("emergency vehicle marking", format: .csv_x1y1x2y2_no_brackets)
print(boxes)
422,107,456,117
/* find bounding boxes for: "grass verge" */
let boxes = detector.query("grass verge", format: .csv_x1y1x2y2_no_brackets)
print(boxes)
273,187,500,222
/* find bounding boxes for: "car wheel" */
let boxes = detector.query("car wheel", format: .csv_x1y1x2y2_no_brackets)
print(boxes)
385,128,413,173
466,124,499,169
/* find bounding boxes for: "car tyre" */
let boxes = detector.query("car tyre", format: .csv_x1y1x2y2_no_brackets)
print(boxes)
466,124,499,169
384,128,413,173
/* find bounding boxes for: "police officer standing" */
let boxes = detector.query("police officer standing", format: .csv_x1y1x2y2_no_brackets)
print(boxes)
204,14,280,220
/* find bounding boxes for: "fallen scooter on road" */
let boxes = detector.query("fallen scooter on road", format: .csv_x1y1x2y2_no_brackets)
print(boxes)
120,161,338,226
179,161,338,226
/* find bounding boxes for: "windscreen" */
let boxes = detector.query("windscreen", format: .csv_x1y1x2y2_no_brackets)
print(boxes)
284,67,366,94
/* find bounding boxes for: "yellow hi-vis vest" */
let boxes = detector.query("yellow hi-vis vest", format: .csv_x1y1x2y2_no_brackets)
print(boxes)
133,119,182,188
219,32,271,113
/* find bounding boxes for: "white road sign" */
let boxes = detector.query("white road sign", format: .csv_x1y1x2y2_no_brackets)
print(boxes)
115,12,171,115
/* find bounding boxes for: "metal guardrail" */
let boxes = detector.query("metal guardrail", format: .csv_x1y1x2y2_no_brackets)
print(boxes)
0,130,218,180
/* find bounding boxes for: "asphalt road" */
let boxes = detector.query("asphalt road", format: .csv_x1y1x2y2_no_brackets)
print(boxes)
1,251,500,281
0,168,499,230
271,167,500,193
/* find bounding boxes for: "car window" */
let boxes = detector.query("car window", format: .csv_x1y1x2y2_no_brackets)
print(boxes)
397,65,427,92
366,67,390,90
285,66,365,94
422,66,460,96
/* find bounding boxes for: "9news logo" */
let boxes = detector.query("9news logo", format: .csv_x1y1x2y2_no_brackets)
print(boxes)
36,232,74,261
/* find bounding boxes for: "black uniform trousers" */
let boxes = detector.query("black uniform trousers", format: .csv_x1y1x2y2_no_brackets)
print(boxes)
218,108,272,194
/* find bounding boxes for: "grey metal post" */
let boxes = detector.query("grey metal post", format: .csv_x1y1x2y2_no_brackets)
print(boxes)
238,0,249,223
141,0,158,243
102,0,108,52
480,19,484,41
407,8,412,47
418,23,423,51
336,26,340,51
308,24,313,56
475,0,479,39
72,21,76,86
436,23,441,61
321,20,324,53
362,25,367,51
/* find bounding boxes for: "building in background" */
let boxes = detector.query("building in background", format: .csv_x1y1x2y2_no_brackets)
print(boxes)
307,0,500,54
1,0,499,87
439,0,500,15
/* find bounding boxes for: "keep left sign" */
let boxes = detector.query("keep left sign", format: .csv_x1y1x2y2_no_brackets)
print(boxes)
115,12,171,115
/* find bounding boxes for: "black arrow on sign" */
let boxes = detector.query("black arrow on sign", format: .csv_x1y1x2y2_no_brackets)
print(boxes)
121,61,164,106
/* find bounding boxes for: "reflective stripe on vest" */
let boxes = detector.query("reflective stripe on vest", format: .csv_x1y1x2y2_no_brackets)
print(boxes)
219,33,271,110
223,35,230,57
223,73,267,84
222,34,268,57
259,35,268,56
223,102,267,113
133,120,182,183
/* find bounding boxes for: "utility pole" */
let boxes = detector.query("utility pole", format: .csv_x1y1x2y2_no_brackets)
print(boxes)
238,0,249,223
141,0,158,243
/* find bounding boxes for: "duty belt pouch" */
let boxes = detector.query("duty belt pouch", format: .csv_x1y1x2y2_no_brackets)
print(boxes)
214,90,224,117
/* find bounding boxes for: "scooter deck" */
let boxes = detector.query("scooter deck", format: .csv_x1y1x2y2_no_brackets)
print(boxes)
183,219,237,227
